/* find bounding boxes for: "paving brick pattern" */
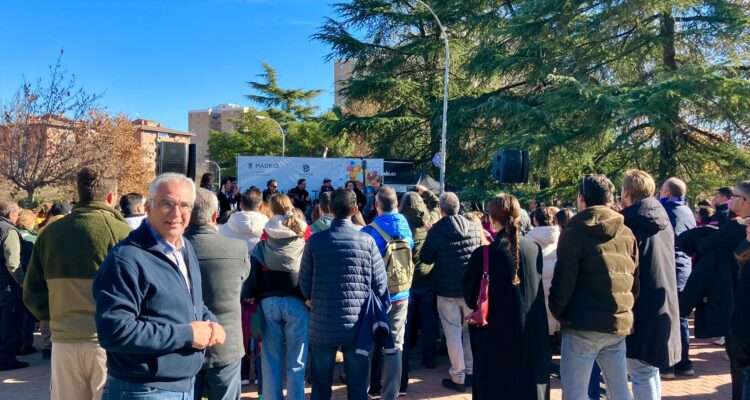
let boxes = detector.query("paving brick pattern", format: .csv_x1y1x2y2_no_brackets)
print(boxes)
0,336,732,400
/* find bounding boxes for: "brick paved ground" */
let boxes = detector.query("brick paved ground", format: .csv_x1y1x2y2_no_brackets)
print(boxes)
0,335,732,400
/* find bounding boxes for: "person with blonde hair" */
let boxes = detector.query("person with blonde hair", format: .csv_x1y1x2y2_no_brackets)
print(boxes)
245,193,310,400
620,169,681,399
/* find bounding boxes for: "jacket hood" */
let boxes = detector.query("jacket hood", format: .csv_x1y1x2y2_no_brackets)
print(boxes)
265,215,308,239
569,205,626,240
72,201,127,224
433,215,477,240
525,225,560,247
372,212,413,239
621,196,670,234
225,211,268,237
400,192,428,229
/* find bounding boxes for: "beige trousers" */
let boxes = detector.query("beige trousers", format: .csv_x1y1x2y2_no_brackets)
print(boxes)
51,342,107,400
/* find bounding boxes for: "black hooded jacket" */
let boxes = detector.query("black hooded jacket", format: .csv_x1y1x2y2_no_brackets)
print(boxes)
621,197,681,369
679,221,745,338
420,215,483,298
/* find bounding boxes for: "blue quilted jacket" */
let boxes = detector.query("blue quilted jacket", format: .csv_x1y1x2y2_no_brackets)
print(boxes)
300,218,389,347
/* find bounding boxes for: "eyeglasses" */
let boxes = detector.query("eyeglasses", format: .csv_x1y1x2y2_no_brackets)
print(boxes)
732,193,747,200
270,185,278,189
157,199,194,213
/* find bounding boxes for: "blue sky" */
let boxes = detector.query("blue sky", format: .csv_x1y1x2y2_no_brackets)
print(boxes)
0,0,337,131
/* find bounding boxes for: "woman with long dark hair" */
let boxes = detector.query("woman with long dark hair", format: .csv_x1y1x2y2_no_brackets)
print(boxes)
463,193,550,400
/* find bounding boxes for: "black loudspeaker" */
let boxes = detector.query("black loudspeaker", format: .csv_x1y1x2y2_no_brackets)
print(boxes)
158,142,188,175
187,144,197,180
491,150,530,183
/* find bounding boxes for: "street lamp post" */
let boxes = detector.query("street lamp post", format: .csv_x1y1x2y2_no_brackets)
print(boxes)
255,115,286,157
204,160,221,190
413,0,449,194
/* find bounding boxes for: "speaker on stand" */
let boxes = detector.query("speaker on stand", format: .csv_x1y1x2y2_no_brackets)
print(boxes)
491,150,530,184
157,142,188,175
187,144,197,180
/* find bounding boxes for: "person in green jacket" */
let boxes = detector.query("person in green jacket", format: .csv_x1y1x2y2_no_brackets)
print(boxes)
23,167,131,400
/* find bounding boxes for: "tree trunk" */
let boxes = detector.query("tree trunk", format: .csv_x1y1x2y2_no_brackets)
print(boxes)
658,11,679,182
25,186,36,202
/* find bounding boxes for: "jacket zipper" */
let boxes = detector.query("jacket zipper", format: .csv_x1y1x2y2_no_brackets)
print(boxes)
148,249,198,321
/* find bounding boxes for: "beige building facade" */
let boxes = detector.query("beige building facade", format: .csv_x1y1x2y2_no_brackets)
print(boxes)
131,119,192,174
188,103,250,177
334,60,355,108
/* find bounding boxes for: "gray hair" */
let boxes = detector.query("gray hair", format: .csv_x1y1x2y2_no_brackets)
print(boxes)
0,201,18,219
148,173,196,204
376,186,398,213
439,192,460,216
736,180,750,197
190,188,218,227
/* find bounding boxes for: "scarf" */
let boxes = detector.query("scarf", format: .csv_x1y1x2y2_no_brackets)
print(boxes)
659,196,686,206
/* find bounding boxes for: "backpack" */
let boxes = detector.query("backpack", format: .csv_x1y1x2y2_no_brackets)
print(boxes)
370,222,414,293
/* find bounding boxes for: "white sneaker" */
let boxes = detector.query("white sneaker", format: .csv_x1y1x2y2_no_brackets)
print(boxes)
241,379,251,386
714,337,725,346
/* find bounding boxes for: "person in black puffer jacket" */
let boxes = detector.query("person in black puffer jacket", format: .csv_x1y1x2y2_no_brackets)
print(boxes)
420,192,483,392
680,193,746,400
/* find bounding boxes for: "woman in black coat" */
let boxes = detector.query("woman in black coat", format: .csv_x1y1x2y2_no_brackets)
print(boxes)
463,193,550,400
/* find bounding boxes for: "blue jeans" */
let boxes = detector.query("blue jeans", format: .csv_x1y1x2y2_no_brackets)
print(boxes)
369,300,408,400
743,367,750,400
103,376,193,399
310,344,371,400
193,360,241,400
561,329,631,400
260,296,309,400
588,362,601,399
627,358,660,400
676,317,692,370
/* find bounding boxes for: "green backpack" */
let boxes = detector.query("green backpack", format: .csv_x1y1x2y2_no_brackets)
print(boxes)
370,222,414,293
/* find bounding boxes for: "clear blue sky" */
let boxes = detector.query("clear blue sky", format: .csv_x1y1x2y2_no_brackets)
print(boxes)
0,0,336,131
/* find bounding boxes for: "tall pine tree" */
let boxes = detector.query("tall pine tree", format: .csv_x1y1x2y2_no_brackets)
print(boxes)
317,0,750,198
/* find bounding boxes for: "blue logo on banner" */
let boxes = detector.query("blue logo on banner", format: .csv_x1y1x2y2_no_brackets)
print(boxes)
302,164,311,173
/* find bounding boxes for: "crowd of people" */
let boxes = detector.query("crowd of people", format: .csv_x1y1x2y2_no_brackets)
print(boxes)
1,166,750,400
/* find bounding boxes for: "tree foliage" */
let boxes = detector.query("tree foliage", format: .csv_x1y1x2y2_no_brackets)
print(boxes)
245,63,324,123
209,64,354,176
0,50,102,200
89,111,153,197
317,0,750,201
0,52,156,200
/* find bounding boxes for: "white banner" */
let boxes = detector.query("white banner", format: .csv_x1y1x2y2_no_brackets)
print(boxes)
236,156,384,199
